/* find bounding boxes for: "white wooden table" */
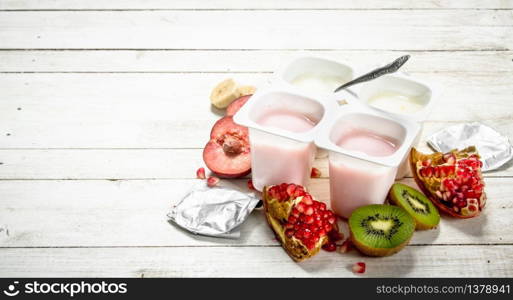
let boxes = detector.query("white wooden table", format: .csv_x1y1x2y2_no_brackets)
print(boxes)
0,0,512,277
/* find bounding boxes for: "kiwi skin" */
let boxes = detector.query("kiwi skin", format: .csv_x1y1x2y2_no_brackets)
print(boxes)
350,232,412,257
388,183,440,230
348,204,415,257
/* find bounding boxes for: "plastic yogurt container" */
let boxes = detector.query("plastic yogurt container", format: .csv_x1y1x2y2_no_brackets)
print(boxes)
274,56,354,158
315,105,420,218
234,88,337,191
344,74,435,178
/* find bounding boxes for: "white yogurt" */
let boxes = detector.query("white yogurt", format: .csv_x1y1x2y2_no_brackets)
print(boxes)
367,91,425,114
290,73,348,94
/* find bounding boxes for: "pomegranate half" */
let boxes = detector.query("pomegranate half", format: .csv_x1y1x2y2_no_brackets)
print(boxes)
409,146,486,218
203,116,251,178
263,183,340,261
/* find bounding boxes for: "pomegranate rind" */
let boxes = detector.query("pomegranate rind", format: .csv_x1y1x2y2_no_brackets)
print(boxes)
226,95,251,117
263,185,331,262
409,147,486,219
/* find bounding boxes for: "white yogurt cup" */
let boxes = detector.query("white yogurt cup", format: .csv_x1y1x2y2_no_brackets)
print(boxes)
315,105,420,218
343,73,436,178
274,55,355,158
234,88,337,191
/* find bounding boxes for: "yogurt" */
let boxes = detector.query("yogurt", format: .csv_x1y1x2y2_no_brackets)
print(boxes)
367,91,425,115
290,73,348,94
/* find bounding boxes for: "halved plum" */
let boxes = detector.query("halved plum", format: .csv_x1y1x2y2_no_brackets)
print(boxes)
226,95,251,117
203,116,251,178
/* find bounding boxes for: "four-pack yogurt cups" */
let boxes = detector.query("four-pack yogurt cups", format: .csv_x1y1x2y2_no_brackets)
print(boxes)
234,56,430,218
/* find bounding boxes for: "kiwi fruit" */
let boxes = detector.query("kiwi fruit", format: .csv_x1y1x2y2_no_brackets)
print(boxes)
389,183,440,230
349,204,415,257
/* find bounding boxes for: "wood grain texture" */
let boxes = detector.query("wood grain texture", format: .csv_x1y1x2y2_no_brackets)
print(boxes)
0,246,511,277
0,11,512,50
0,0,512,278
1,0,512,10
1,50,512,73
0,178,510,248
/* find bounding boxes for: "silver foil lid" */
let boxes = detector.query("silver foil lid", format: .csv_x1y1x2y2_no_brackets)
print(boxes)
167,182,260,239
427,122,513,171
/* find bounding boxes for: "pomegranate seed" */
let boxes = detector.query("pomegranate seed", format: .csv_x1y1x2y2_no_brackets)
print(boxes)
444,154,456,165
468,204,478,211
311,167,321,178
322,242,337,252
327,216,337,224
196,167,206,179
285,229,294,238
247,179,255,190
304,206,314,216
305,215,314,224
352,262,366,274
433,167,441,177
304,240,316,250
324,224,333,232
338,240,352,253
207,176,220,187
286,184,296,196
284,223,294,230
328,230,344,242
302,229,312,239
296,203,306,213
291,208,300,218
302,194,313,205
318,202,327,211
288,216,297,224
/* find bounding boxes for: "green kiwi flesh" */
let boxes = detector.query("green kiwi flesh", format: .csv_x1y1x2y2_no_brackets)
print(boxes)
349,204,415,257
389,183,440,230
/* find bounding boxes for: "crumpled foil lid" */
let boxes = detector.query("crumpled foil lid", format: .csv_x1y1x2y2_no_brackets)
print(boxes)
167,182,260,239
427,122,513,171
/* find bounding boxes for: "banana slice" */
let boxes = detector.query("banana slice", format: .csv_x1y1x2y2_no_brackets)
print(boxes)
210,78,241,109
237,85,256,96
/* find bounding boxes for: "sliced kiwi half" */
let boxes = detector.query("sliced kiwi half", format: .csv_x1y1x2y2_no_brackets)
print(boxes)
349,204,415,257
389,183,440,230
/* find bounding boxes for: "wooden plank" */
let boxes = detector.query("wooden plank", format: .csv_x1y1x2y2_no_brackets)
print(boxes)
0,146,511,179
1,50,512,73
1,0,512,10
0,245,511,277
0,73,512,149
0,178,510,248
0,11,511,50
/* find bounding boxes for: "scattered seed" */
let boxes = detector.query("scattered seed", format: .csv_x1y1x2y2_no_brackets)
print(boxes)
196,167,206,179
310,167,321,178
247,179,255,190
207,176,220,187
352,262,366,274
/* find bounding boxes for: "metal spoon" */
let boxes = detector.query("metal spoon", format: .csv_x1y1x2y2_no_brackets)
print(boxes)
333,55,410,93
